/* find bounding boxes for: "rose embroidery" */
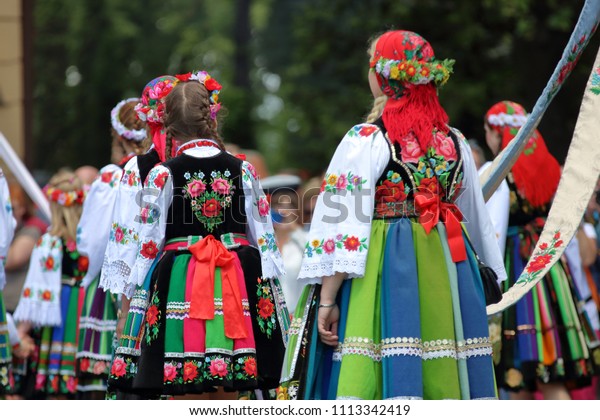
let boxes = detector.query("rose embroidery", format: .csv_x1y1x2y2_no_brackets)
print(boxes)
256,278,277,338
146,305,159,326
258,297,275,319
163,363,178,382
183,361,198,382
243,357,257,377
400,133,423,163
431,131,457,161
209,358,228,378
183,170,235,232
140,240,159,259
257,196,270,217
111,357,127,378
186,179,206,198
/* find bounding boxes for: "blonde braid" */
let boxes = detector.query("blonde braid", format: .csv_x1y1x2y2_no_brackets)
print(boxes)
47,171,84,241
365,95,388,123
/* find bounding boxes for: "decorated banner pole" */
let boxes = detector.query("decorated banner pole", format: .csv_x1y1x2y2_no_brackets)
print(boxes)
487,45,600,314
0,131,51,221
480,0,600,200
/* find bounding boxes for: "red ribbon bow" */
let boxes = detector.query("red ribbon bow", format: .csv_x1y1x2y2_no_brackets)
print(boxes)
187,235,247,339
414,188,467,263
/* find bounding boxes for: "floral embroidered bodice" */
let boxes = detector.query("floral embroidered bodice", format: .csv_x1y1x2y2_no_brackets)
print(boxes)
161,152,248,239
373,123,464,219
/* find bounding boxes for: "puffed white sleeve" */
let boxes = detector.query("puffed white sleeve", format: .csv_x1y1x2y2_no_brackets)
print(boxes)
100,158,145,296
124,164,173,298
454,131,507,282
0,169,16,290
77,164,122,289
297,123,389,285
478,161,510,257
242,160,285,279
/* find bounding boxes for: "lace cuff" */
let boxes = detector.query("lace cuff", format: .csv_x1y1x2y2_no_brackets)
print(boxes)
298,257,367,284
100,256,133,296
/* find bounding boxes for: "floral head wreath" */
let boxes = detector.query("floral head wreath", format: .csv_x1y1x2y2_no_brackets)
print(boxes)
111,98,147,142
43,184,85,207
134,75,178,127
369,30,454,99
485,101,529,129
174,70,222,120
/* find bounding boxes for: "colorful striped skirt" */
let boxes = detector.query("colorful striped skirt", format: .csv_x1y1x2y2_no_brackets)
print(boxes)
108,235,289,397
279,218,496,400
32,280,85,396
496,224,595,391
77,275,118,393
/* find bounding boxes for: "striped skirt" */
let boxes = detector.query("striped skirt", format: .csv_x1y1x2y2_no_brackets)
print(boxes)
279,218,496,400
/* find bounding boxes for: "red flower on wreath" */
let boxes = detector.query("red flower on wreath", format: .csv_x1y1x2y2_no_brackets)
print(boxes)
406,65,416,77
111,357,126,377
140,240,159,259
80,358,90,373
205,78,222,91
527,254,552,273
45,256,54,270
258,297,274,319
343,236,360,252
202,199,222,218
176,73,192,82
146,305,159,326
244,358,257,377
183,361,198,382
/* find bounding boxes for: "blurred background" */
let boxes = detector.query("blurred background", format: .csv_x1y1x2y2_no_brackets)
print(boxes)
0,0,599,181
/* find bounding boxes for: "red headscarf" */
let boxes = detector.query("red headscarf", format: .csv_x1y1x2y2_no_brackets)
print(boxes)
485,101,561,208
370,30,454,152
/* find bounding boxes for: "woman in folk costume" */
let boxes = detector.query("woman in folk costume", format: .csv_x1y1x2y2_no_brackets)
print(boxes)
0,169,16,394
484,101,597,399
75,97,150,397
13,171,88,398
278,30,506,401
107,71,288,398
100,76,176,327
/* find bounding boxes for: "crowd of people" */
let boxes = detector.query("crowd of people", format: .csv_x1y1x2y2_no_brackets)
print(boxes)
0,29,599,401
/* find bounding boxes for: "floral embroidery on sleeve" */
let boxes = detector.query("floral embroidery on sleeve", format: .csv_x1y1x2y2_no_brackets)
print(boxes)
257,232,277,253
100,170,120,188
320,172,367,194
304,234,368,257
140,240,159,260
121,169,140,187
109,222,139,244
184,170,235,232
346,124,378,138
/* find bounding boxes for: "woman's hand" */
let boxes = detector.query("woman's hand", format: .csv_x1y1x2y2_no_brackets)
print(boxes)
317,303,340,346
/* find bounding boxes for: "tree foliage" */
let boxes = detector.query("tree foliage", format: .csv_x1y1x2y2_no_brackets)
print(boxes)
32,0,600,176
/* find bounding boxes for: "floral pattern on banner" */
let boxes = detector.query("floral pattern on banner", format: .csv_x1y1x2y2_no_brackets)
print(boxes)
183,169,235,232
256,278,277,338
109,355,137,380
145,292,161,345
110,222,139,245
591,66,600,95
320,172,367,194
346,123,379,139
548,33,592,100
519,231,564,284
304,234,368,257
